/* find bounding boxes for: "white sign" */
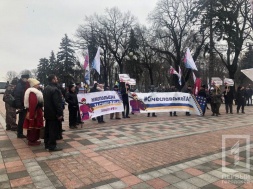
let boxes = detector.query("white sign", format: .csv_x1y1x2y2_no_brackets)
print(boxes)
211,77,223,86
129,92,202,115
224,78,234,86
77,91,123,121
119,74,130,82
128,78,136,85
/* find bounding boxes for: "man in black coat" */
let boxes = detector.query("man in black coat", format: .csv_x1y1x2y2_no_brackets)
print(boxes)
184,85,192,116
43,75,63,151
223,86,234,114
14,74,29,138
168,85,178,116
121,84,130,118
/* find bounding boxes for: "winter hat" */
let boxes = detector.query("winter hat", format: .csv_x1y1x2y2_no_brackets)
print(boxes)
21,74,29,79
11,79,18,85
28,78,40,87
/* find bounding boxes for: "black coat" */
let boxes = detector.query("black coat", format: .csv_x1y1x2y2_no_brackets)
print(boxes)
43,83,63,120
14,79,27,109
236,89,246,104
223,90,234,104
66,91,78,108
121,88,129,102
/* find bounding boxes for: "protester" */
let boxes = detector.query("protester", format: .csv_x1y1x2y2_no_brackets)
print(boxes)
90,82,105,123
121,83,130,118
43,75,63,151
66,84,79,129
245,86,252,106
210,85,222,116
168,85,178,116
14,74,30,138
23,78,44,146
110,85,121,119
75,83,82,124
198,85,207,116
147,85,157,117
184,85,192,116
236,86,246,114
223,86,234,114
3,79,18,131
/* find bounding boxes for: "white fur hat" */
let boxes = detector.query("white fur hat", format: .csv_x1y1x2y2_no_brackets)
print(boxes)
28,78,40,87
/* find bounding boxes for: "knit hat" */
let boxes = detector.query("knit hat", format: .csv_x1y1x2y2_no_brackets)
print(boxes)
28,78,40,87
21,74,29,79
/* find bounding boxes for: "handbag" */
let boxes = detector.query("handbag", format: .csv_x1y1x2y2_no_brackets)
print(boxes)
40,127,45,139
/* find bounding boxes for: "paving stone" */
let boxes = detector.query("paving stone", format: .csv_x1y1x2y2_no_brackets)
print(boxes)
137,173,155,181
186,177,210,187
0,174,8,182
160,174,182,184
173,181,199,189
131,182,153,189
197,173,220,183
109,181,128,189
172,171,193,180
96,184,114,189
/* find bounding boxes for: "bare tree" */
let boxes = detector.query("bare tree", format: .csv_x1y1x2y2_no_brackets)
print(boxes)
6,71,18,82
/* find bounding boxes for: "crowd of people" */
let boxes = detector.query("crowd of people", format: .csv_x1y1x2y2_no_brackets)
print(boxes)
2,74,252,151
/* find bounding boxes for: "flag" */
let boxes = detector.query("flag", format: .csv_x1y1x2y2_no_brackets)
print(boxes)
178,66,182,86
192,72,196,83
194,78,202,95
170,66,182,85
184,48,198,70
92,47,101,75
195,96,206,115
83,50,90,85
84,50,89,70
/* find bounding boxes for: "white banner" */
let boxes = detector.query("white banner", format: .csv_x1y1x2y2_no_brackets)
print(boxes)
241,68,253,81
211,77,223,86
128,78,136,85
119,74,130,82
129,92,202,115
77,91,123,121
224,78,234,86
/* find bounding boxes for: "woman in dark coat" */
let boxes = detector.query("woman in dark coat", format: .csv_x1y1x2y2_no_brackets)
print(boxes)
66,84,78,129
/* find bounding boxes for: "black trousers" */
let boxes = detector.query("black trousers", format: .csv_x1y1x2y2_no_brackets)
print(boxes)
237,101,245,113
211,103,220,115
97,116,104,123
225,103,233,113
77,107,81,123
69,107,77,127
122,101,129,117
17,109,26,137
44,120,60,149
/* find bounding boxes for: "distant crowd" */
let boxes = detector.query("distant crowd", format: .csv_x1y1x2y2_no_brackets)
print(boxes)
2,74,252,151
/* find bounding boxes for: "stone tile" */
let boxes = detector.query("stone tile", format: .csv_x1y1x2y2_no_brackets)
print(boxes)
146,178,170,189
131,182,153,189
197,173,219,183
111,169,131,178
184,168,204,176
0,174,8,182
173,181,198,189
8,170,29,180
172,171,193,180
10,176,33,188
160,174,182,184
186,177,210,187
110,181,128,189
213,180,237,189
148,171,164,178
0,182,11,189
201,183,223,189
121,175,142,186
137,173,154,181
157,168,173,175
96,184,114,189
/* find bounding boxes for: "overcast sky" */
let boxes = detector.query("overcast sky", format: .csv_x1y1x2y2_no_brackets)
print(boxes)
0,0,158,81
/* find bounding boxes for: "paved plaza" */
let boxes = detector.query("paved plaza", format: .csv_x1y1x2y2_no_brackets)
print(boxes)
0,94,253,189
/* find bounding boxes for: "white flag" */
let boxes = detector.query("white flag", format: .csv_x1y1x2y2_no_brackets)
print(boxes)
192,72,196,83
178,66,182,86
92,47,101,75
184,48,198,71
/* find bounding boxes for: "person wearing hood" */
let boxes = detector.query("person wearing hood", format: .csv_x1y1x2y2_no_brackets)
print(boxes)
66,84,79,129
23,78,44,146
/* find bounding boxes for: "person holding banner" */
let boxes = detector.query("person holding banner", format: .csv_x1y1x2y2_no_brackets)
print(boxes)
184,85,192,116
235,86,246,114
121,84,130,118
110,85,121,119
66,84,79,129
223,86,234,114
210,86,222,116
